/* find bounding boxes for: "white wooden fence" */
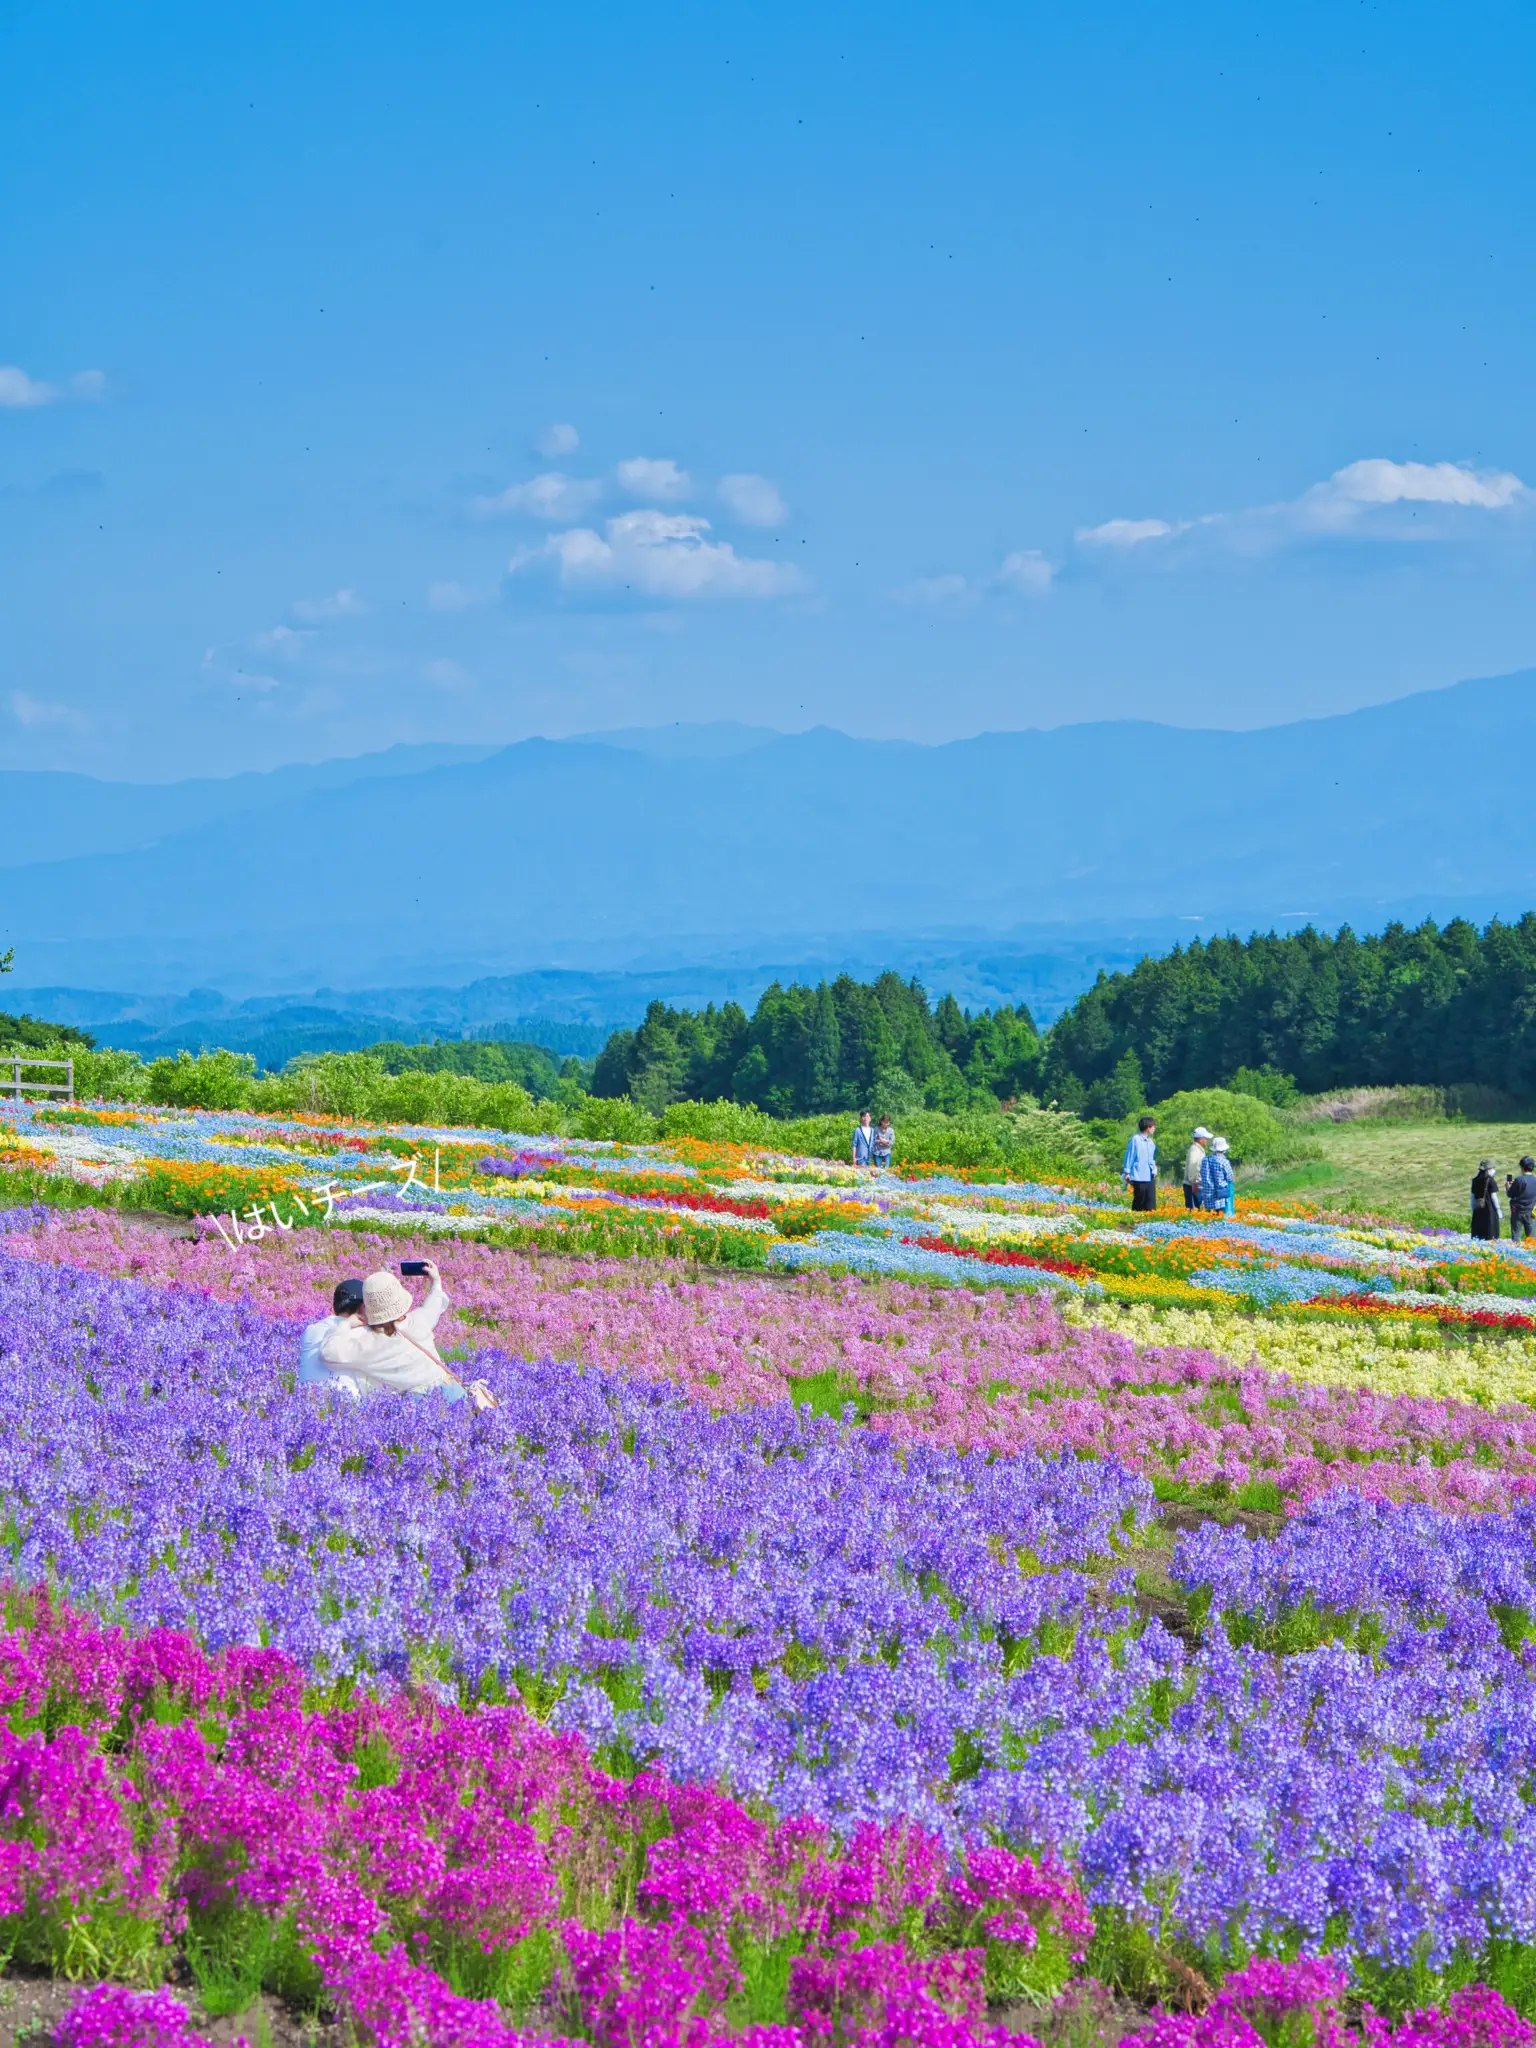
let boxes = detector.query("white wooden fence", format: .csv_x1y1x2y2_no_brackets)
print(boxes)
0,1055,74,1102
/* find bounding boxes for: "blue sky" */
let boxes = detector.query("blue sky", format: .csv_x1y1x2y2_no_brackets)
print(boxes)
4,0,1536,777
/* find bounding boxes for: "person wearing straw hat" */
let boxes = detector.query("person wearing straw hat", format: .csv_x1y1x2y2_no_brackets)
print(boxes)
1199,1136,1235,1217
320,1260,496,1406
1183,1127,1212,1211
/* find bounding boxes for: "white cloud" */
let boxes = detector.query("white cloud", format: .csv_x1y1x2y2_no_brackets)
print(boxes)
0,365,108,409
10,690,89,729
536,421,580,457
254,624,316,655
894,549,1055,607
473,471,602,521
422,657,473,689
1076,517,1188,548
292,588,367,621
1077,457,1532,562
996,549,1055,596
1296,457,1529,528
511,507,802,601
718,473,788,526
0,367,57,409
616,456,691,500
427,579,477,612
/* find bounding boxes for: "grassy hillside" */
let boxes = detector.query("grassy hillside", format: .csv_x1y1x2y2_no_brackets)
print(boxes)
1252,1117,1536,1226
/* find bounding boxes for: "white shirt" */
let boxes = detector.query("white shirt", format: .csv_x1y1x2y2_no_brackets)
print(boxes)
298,1314,362,1399
319,1279,460,1399
1184,1142,1207,1186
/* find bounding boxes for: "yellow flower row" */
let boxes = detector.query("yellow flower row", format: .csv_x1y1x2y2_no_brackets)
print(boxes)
1063,1297,1536,1407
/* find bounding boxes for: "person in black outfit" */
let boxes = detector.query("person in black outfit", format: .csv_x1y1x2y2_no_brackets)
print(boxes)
1507,1156,1536,1244
1471,1159,1502,1241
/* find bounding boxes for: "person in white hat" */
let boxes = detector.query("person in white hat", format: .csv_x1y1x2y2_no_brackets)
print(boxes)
1183,1127,1213,1211
1199,1136,1235,1217
319,1260,495,1406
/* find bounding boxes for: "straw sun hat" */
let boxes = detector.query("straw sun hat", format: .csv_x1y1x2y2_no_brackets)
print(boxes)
362,1270,413,1326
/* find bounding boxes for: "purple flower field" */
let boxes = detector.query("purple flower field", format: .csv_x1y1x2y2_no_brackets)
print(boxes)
7,1230,1536,2042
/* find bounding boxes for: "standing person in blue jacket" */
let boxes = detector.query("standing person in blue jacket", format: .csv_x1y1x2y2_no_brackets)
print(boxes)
851,1109,877,1168
1121,1115,1158,1212
1200,1136,1235,1216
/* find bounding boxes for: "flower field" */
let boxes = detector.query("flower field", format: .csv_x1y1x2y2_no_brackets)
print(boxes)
6,1100,1536,2042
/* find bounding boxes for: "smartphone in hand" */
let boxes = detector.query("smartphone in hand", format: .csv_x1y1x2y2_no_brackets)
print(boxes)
400,1260,431,1277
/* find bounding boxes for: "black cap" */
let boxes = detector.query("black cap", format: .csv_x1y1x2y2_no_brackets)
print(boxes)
1523,1157,1535,1173
333,1278,365,1315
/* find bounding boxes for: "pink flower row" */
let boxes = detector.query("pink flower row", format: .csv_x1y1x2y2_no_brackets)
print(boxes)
7,1208,1536,1511
2,1584,1089,2048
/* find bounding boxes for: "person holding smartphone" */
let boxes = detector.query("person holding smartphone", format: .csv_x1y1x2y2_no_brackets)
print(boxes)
320,1259,496,1407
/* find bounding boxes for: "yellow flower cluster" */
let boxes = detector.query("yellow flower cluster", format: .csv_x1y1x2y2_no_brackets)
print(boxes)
1064,1297,1536,1406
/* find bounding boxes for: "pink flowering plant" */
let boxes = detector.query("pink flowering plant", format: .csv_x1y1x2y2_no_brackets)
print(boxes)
0,1587,1096,2045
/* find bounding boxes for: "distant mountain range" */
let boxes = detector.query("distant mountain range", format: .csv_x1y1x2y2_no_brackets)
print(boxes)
1,675,1533,1057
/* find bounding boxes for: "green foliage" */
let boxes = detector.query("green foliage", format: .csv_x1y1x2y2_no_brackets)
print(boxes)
367,1036,591,1101
1226,1063,1300,1107
1086,1050,1145,1120
774,1102,1097,1176
1043,914,1536,1103
0,1009,94,1050
1133,1088,1322,1171
592,974,1042,1118
659,1098,780,1145
145,1048,258,1110
570,1095,661,1143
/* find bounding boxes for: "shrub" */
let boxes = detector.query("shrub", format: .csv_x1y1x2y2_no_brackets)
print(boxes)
144,1049,257,1112
661,1099,780,1146
772,1104,1097,1177
1135,1087,1322,1172
569,1095,661,1144
0,1039,151,1105
1225,1063,1300,1107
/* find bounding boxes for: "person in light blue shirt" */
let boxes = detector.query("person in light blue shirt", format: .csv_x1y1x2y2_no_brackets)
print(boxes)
1121,1115,1158,1212
1200,1136,1235,1216
851,1109,876,1167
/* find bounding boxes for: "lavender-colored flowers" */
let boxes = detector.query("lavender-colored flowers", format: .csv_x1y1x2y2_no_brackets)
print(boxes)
9,1242,1536,1984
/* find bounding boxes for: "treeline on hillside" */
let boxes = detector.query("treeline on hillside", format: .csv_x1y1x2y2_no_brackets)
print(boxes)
370,1038,591,1101
0,1010,95,1052
1041,915,1536,1110
592,974,1043,1117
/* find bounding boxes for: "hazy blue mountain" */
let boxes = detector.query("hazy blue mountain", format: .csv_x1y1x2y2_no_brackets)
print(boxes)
2,672,1533,1003
0,742,499,869
567,720,785,759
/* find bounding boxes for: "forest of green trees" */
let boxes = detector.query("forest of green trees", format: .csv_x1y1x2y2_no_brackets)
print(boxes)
591,918,1536,1117
6,916,1535,1123
1043,915,1536,1110
591,973,1044,1117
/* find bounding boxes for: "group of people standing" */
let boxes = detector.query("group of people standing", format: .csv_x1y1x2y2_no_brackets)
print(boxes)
1121,1115,1235,1215
1472,1157,1536,1242
851,1110,895,1168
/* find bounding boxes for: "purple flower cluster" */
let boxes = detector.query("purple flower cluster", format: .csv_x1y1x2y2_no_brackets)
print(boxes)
3,1589,1089,2048
9,1248,1536,1979
479,1152,567,1178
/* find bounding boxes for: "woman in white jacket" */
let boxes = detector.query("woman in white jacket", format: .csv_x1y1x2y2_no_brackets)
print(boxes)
320,1264,495,1407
